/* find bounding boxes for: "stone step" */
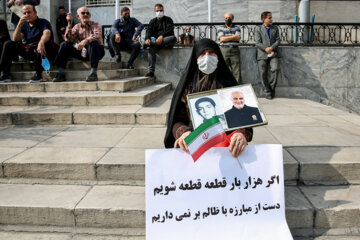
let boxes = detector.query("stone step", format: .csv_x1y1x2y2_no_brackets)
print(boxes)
10,61,124,71
0,83,172,106
0,76,154,93
9,68,139,81
0,146,296,182
0,92,171,126
1,123,359,184
0,229,145,240
0,184,359,236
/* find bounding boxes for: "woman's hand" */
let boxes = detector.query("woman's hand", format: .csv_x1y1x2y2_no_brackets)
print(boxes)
229,132,247,157
174,131,191,152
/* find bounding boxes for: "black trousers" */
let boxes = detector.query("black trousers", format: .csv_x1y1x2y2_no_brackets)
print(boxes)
0,40,58,76
110,34,141,66
148,35,177,73
54,41,105,69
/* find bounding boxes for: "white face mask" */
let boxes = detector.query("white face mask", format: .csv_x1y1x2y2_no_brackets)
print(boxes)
156,11,164,18
197,55,218,75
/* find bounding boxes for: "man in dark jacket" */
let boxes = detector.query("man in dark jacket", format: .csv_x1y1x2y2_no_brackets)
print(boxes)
56,6,67,43
224,91,263,128
144,3,177,77
110,7,143,69
7,0,40,28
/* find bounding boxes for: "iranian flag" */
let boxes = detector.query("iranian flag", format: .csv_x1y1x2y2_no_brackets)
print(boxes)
185,116,227,162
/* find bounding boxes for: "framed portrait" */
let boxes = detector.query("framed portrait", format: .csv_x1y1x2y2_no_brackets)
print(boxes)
187,84,267,131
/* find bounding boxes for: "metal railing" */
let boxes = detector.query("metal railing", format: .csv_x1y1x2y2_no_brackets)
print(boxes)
86,0,131,7
102,22,360,47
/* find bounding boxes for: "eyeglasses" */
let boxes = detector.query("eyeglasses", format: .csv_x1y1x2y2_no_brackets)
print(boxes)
81,12,90,15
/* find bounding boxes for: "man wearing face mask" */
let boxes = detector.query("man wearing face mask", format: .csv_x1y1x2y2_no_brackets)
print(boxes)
144,3,177,77
110,7,143,69
224,91,263,128
217,12,241,84
178,26,195,46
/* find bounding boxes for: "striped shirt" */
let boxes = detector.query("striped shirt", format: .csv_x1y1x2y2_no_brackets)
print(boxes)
217,25,241,46
65,21,104,46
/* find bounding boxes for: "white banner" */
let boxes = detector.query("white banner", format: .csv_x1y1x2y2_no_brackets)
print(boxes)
145,145,293,240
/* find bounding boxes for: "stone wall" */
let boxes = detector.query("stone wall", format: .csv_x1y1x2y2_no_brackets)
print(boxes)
119,46,360,114
84,0,360,26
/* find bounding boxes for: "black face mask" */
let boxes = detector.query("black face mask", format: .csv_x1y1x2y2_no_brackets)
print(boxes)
225,19,232,26
123,15,130,21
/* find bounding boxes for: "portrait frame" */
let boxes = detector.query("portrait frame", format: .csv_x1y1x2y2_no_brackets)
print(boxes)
187,84,268,131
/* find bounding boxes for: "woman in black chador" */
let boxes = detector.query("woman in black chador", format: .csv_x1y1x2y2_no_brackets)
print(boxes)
164,39,253,157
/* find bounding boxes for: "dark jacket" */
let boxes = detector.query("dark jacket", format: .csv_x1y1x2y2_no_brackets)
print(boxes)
56,14,67,41
111,17,144,41
224,105,263,129
145,15,174,40
255,24,280,60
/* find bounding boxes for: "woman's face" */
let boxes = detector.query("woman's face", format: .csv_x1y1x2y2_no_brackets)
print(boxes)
197,49,218,59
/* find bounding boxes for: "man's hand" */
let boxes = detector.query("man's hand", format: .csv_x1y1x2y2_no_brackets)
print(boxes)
115,34,121,43
132,36,137,41
265,47,273,54
8,0,15,7
145,39,150,45
77,39,87,51
66,13,73,27
15,0,23,6
229,132,247,157
156,35,163,45
37,42,46,56
18,15,27,25
174,131,191,152
60,27,65,31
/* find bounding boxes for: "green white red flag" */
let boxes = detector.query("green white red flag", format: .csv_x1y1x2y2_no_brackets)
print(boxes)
185,116,227,162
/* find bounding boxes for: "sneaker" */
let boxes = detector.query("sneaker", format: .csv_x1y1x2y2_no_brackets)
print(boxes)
115,55,121,63
145,71,154,77
29,72,43,83
86,72,98,82
0,75,12,83
127,64,134,69
52,73,66,82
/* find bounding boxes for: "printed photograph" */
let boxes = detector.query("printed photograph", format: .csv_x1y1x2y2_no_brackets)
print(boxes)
188,93,228,130
187,84,267,131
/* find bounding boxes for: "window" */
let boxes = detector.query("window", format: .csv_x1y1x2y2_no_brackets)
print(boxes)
85,0,131,7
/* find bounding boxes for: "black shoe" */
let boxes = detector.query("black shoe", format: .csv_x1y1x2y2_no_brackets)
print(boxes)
145,71,154,77
29,72,43,83
127,64,134,69
86,72,98,82
271,89,276,98
52,73,66,82
115,55,121,63
0,75,12,83
265,94,273,100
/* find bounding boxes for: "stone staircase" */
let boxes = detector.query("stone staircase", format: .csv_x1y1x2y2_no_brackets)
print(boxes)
1,62,360,239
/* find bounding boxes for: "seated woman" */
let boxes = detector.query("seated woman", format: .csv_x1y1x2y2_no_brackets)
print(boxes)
164,38,253,157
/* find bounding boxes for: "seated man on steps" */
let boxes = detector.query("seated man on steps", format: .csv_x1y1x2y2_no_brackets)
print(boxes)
110,6,143,69
144,3,177,77
0,4,58,83
53,6,105,82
